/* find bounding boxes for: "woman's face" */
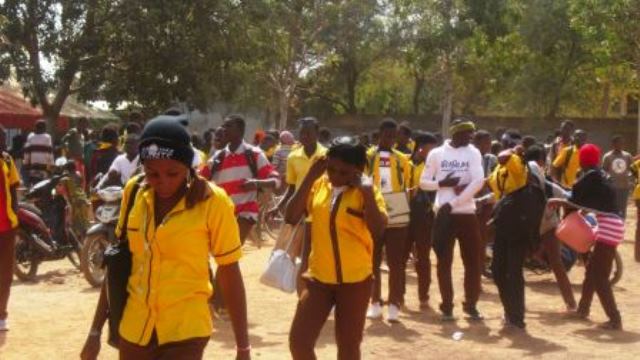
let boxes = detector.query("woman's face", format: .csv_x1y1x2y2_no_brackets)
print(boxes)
143,159,188,199
327,157,360,187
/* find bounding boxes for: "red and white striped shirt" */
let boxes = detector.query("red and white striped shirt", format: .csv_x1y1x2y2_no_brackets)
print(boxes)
208,142,278,220
594,213,624,247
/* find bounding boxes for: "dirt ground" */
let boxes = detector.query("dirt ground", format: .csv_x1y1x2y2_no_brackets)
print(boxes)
1,208,640,360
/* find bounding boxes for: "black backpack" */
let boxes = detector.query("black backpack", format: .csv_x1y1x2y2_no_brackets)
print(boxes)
493,163,547,248
104,175,144,348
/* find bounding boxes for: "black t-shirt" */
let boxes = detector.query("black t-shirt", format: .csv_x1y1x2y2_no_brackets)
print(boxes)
569,169,618,214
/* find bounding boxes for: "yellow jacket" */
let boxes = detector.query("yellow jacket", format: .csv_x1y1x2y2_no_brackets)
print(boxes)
488,155,528,199
552,145,580,188
0,153,20,230
366,147,412,193
306,176,387,284
116,175,242,345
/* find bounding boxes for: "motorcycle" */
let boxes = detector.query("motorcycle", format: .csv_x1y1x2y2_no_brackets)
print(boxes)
14,174,84,281
80,185,123,287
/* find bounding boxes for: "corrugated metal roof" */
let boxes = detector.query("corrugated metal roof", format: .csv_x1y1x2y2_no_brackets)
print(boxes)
0,83,118,120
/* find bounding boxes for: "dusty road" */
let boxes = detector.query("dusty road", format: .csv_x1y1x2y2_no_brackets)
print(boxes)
1,211,640,359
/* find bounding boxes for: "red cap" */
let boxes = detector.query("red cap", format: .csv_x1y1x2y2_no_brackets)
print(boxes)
578,143,601,168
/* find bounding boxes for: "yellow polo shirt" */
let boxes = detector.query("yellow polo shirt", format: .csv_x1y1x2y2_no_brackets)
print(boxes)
306,176,387,284
488,155,527,200
366,148,412,193
116,176,242,346
552,145,580,188
1,154,20,229
286,143,327,189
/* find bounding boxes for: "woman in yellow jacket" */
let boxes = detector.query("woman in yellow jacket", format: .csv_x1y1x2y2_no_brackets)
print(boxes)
82,117,250,360
286,137,387,360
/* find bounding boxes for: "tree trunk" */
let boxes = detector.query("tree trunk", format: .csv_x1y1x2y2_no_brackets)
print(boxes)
413,73,425,115
441,59,454,136
601,80,610,117
278,91,289,130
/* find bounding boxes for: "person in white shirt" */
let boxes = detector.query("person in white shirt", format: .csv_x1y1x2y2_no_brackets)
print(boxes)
23,120,54,185
420,118,485,321
105,134,139,186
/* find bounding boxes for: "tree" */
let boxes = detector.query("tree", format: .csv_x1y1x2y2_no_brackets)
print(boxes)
0,0,114,136
310,0,391,115
251,0,329,129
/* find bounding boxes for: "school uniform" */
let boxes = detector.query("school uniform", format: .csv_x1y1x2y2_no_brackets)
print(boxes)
406,158,434,303
366,147,412,306
289,176,387,359
0,153,20,322
115,176,242,356
552,145,581,188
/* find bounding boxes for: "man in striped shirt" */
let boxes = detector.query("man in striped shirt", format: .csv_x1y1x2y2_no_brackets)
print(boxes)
205,115,280,243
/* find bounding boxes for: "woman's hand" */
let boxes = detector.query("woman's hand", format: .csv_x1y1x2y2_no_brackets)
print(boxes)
80,335,101,360
547,198,567,210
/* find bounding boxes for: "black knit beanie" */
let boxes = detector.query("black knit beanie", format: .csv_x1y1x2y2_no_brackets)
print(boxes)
139,115,194,168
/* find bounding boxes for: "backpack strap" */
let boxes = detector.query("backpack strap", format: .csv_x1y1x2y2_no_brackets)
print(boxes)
119,175,145,242
209,150,227,179
392,151,405,190
560,146,574,183
244,149,259,179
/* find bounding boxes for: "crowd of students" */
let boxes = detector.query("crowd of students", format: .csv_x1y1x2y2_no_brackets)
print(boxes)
0,113,637,359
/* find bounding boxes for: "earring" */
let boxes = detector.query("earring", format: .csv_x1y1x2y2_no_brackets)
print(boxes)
186,169,193,188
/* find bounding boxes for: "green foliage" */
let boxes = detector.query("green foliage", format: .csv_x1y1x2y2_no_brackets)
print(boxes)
1,0,639,127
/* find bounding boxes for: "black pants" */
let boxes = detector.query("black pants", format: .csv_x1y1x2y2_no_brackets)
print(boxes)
492,220,528,326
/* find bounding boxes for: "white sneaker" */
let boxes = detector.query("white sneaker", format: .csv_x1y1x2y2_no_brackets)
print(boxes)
388,304,400,323
0,319,8,331
366,303,383,319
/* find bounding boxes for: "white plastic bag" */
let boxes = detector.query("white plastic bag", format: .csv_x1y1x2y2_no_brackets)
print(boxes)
260,249,300,293
260,222,302,293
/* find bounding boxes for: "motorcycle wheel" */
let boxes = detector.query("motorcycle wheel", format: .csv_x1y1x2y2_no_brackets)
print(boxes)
610,250,623,285
80,233,108,288
13,228,39,282
66,230,82,270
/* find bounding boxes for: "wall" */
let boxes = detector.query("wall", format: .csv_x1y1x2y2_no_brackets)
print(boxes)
318,114,639,153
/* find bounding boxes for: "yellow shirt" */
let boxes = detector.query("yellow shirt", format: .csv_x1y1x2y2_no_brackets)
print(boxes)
552,145,580,188
394,140,415,154
285,143,327,189
306,176,387,284
366,148,412,193
631,160,640,200
488,155,528,199
1,154,20,229
116,176,242,346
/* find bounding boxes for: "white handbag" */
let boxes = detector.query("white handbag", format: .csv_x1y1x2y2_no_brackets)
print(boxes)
260,223,302,293
383,191,410,228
